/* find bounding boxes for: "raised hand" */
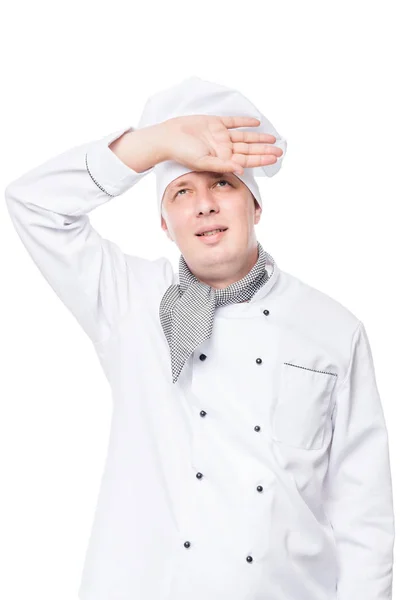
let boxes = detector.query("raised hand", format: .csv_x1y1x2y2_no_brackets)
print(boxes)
159,114,283,176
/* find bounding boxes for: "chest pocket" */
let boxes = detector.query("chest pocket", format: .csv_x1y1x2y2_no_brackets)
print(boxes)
272,362,337,451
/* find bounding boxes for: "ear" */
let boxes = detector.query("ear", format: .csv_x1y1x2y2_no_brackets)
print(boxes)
161,215,173,241
253,197,262,225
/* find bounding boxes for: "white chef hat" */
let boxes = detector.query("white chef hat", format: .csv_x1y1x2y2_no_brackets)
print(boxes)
135,76,287,221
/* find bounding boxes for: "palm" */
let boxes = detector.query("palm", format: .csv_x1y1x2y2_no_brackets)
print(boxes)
165,115,282,175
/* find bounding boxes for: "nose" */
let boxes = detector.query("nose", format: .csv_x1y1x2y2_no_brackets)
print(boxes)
195,188,219,215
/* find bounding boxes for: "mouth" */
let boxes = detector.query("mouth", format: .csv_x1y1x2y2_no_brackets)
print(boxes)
195,228,228,243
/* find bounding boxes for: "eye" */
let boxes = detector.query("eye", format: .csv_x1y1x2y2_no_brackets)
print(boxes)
175,179,231,198
216,179,231,187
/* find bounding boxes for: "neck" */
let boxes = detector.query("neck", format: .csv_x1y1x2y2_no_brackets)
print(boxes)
192,245,260,290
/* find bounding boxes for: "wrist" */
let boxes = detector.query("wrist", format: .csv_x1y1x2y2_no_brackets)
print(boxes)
110,126,166,173
149,121,173,164
132,123,171,170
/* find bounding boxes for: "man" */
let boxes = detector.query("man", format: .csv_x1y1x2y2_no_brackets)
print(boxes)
5,77,395,600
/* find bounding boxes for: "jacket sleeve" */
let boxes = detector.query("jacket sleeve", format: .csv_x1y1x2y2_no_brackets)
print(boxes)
4,125,173,345
323,320,395,599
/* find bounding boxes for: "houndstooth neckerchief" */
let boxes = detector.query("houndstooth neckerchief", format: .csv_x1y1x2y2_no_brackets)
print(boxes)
159,240,270,384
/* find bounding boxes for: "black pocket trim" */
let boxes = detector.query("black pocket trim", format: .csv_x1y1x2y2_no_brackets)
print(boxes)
283,362,337,377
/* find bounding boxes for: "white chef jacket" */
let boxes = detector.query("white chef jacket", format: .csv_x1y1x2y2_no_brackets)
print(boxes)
5,125,395,600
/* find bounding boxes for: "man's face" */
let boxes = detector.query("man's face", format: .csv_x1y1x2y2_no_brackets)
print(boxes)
160,171,262,288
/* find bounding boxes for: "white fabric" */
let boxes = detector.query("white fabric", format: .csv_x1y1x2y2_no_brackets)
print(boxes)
5,125,395,600
136,76,288,217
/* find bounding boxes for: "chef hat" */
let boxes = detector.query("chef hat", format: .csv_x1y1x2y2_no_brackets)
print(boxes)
135,76,287,221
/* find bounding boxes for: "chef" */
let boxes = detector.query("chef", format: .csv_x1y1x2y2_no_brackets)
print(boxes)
5,75,395,600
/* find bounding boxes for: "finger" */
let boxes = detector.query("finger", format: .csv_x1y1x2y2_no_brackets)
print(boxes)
230,131,276,144
220,116,261,129
232,141,283,157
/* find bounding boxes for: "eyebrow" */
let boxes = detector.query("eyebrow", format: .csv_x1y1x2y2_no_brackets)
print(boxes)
169,172,232,192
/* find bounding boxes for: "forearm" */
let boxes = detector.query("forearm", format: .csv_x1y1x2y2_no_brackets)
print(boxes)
5,126,154,219
109,123,170,173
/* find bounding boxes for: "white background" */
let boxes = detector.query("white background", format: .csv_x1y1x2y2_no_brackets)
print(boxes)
1,1,398,598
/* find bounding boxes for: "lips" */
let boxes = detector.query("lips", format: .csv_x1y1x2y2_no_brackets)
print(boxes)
195,227,228,236
196,228,228,243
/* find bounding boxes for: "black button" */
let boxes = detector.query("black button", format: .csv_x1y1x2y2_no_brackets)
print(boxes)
200,410,207,417
256,358,262,364
184,541,191,548
263,309,270,316
199,354,207,361
254,425,261,432
257,485,263,492
246,555,253,562
196,472,203,479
